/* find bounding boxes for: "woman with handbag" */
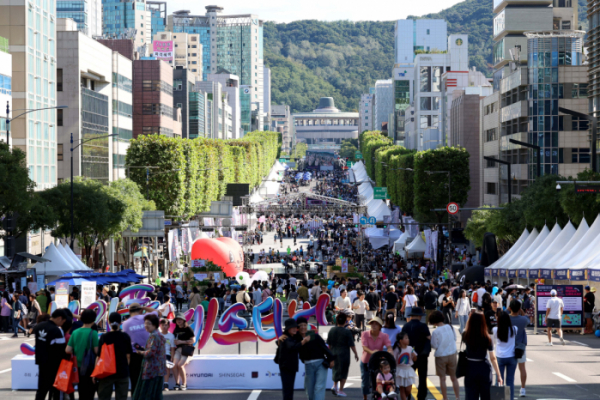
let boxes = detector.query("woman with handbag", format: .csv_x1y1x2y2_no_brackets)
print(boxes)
492,311,518,400
172,313,195,391
133,313,167,400
454,290,471,333
461,312,503,400
11,293,27,337
429,311,460,400
26,293,42,336
401,286,418,321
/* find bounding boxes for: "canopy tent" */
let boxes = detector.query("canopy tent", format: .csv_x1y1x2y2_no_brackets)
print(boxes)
351,162,369,183
528,220,576,274
249,192,264,204
388,227,402,241
368,200,392,222
486,228,530,271
405,234,426,255
546,215,599,271
274,161,287,171
258,180,280,197
358,183,374,204
56,244,81,270
514,222,562,270
63,244,89,270
364,228,389,250
506,225,550,273
393,232,410,253
47,273,91,286
34,243,81,277
495,228,539,273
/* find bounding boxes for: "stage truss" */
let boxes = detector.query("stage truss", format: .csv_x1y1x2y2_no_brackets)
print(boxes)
239,192,367,216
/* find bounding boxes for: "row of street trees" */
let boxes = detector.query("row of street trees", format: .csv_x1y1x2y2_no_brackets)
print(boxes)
358,131,471,223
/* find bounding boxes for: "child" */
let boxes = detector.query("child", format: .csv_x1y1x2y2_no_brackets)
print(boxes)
376,360,398,399
159,318,176,391
342,310,361,341
392,332,417,400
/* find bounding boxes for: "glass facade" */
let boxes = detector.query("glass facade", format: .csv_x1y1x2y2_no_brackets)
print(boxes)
112,72,132,92
57,0,88,34
240,88,251,134
81,87,110,181
172,24,211,79
189,91,205,138
527,34,584,179
394,80,410,110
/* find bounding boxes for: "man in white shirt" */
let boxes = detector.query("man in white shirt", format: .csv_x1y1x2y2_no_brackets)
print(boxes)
335,289,352,311
476,285,487,308
331,283,341,302
289,275,297,287
348,287,358,305
545,289,565,345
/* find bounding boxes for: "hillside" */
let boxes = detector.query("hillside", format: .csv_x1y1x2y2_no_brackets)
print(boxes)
265,0,589,113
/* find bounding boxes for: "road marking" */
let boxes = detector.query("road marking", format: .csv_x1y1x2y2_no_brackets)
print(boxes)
247,390,261,400
553,372,577,383
0,369,12,374
526,358,534,362
570,341,589,347
426,378,444,400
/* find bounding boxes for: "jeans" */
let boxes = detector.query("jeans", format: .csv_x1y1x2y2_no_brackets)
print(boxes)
304,361,327,400
497,356,518,400
13,317,26,335
458,315,469,333
360,362,371,396
404,306,412,320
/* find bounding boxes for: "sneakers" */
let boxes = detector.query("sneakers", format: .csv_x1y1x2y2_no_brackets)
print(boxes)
387,391,398,399
336,391,347,397
181,386,187,391
520,388,526,397
560,337,565,346
173,384,181,391
546,342,553,346
163,383,169,391
380,394,387,399
331,384,337,395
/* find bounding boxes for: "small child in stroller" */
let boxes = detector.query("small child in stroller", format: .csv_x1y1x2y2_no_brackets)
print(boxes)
376,360,398,399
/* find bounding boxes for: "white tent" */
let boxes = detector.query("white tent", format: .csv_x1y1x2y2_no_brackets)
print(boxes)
511,224,559,271
249,192,264,204
405,234,426,255
368,200,391,221
487,228,529,271
35,243,76,277
274,161,287,171
258,180,280,197
351,162,369,183
529,221,576,274
56,244,80,270
393,232,410,253
358,183,374,203
496,228,539,273
507,225,548,270
63,244,90,270
547,215,599,271
564,217,600,271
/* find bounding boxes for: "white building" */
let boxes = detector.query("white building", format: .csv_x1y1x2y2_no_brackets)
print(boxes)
272,104,293,151
263,67,271,130
152,31,202,80
359,93,375,132
207,72,241,138
111,52,133,180
374,80,394,131
195,79,234,139
395,19,448,63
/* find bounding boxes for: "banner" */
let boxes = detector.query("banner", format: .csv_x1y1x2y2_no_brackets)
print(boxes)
536,285,584,328
182,228,191,256
55,282,69,309
152,40,173,61
424,229,432,259
37,275,45,291
431,231,438,262
168,229,181,261
80,281,96,309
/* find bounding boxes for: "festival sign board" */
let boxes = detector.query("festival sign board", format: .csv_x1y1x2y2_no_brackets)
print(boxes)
80,281,96,309
55,282,69,309
536,285,584,328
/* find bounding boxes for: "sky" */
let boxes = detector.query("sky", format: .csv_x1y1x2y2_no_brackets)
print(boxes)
165,0,466,23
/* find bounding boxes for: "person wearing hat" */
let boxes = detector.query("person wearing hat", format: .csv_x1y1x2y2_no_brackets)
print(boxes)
172,312,195,391
583,286,596,335
96,312,133,400
545,289,565,346
121,302,159,395
401,308,431,400
360,316,392,400
277,318,311,400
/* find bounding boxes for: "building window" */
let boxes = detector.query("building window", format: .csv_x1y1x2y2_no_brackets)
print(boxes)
420,67,430,92
57,144,63,161
57,68,63,91
57,109,63,126
485,128,497,142
486,183,497,194
427,29,430,35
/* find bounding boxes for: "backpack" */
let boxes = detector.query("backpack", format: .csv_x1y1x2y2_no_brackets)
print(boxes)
472,291,479,304
80,331,97,376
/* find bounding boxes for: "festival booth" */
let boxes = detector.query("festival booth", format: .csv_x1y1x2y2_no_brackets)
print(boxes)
351,161,369,183
364,227,390,250
33,243,91,278
367,200,392,222
405,234,426,257
393,231,410,254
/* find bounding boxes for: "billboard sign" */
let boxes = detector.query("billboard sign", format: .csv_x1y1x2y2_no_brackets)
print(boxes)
152,40,174,61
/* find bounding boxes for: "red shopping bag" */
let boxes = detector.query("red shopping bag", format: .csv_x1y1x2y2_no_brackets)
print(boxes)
71,356,79,385
91,343,117,379
53,358,73,393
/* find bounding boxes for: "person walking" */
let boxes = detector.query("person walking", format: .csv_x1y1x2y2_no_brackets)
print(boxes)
381,311,402,347
400,286,418,321
353,290,369,331
96,313,132,400
492,311,518,400
296,317,335,400
133,313,167,400
455,290,471,334
545,289,565,345
189,287,202,310
277,318,311,400
429,311,459,400
27,293,42,334
11,292,27,337
441,290,455,325
583,286,595,335
327,313,359,397
401,308,430,400
424,285,438,323
0,291,11,333
172,313,195,390
33,309,67,400
66,309,99,400
365,285,381,320
509,300,530,398
360,317,393,400
462,312,503,400
335,289,352,312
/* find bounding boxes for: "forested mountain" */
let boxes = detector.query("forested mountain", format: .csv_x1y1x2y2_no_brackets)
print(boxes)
265,0,589,113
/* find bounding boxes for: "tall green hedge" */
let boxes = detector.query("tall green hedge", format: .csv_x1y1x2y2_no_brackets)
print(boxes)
126,131,281,217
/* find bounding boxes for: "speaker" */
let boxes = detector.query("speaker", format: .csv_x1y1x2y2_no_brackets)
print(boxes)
4,236,16,258
2,213,17,231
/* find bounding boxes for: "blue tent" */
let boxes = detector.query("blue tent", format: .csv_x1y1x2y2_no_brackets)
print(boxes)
47,273,92,286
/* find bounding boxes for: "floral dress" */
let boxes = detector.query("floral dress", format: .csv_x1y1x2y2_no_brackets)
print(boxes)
133,329,167,400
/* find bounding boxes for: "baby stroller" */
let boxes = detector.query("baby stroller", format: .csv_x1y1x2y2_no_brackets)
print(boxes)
368,351,397,400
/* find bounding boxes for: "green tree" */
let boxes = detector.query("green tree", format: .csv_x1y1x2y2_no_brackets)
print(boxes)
396,152,416,215
520,174,568,230
413,147,470,223
339,140,358,160
559,169,600,225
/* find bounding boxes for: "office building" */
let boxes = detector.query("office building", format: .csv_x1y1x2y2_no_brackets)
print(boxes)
391,66,415,144
208,72,241,138
189,90,207,138
492,0,578,88
147,1,167,36
588,0,600,121
263,67,271,130
102,0,166,50
195,79,233,139
172,66,194,139
152,31,202,79
132,59,178,138
57,0,102,37
272,104,293,151
293,97,358,146
359,93,375,132
481,30,588,205
96,38,136,61
0,37,11,146
374,80,394,131
395,19,447,63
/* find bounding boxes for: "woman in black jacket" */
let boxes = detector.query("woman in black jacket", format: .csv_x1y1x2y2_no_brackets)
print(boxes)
277,318,310,400
296,317,335,400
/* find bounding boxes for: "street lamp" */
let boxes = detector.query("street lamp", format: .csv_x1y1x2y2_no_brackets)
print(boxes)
508,138,540,178
5,103,68,147
559,107,597,172
70,133,117,248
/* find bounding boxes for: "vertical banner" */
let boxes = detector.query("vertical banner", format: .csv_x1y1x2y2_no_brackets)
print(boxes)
168,229,181,261
55,282,70,309
181,228,190,255
37,275,45,291
80,281,96,309
431,231,439,262
424,229,432,259
341,259,348,273
383,215,391,236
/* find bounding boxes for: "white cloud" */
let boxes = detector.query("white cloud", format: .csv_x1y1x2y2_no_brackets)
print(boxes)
164,0,465,23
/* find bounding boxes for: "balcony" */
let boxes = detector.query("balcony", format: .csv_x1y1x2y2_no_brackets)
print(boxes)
493,0,552,14
501,101,527,123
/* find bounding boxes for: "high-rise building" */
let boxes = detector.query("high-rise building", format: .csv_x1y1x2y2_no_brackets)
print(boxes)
189,90,207,138
208,72,241,138
172,66,194,139
102,0,166,50
167,7,264,135
147,1,167,36
111,50,133,180
152,31,202,79
195,80,232,139
263,67,271,130
395,19,447,63
374,80,394,131
359,94,375,132
272,104,293,151
57,0,102,37
0,36,11,146
587,0,600,120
